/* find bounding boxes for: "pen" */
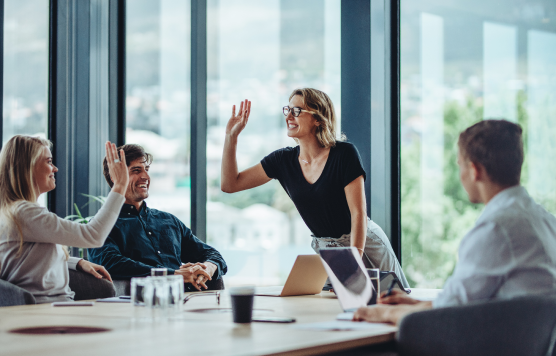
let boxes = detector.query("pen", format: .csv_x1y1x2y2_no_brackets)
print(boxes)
384,278,398,297
119,296,131,299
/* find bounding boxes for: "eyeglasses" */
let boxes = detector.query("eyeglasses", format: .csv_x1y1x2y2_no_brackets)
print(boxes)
283,106,315,117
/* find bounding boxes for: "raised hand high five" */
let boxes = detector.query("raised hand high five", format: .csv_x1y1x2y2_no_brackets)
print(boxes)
105,141,129,196
226,99,251,138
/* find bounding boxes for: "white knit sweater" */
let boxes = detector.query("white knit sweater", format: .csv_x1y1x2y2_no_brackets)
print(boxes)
0,191,124,303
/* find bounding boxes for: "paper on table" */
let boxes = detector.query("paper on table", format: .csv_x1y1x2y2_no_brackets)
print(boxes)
291,321,387,331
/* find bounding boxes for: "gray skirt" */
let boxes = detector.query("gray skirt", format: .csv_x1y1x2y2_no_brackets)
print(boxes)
311,217,409,288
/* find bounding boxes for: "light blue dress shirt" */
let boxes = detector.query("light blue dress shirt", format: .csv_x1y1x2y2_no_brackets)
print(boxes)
434,185,556,308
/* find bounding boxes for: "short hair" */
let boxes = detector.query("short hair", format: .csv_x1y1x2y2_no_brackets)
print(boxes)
103,144,153,187
289,88,344,148
458,119,523,186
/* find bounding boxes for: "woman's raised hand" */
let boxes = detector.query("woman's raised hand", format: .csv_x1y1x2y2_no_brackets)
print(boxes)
105,141,129,196
226,99,251,138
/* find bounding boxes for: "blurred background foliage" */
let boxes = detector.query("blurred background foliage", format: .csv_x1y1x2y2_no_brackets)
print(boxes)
401,91,556,288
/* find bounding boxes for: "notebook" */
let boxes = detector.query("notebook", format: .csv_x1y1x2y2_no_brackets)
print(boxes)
255,255,328,297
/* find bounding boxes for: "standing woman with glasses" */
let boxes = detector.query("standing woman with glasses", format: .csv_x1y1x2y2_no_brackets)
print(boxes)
221,88,409,288
0,136,129,303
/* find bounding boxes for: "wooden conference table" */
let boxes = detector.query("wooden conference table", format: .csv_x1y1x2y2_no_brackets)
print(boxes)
0,289,439,356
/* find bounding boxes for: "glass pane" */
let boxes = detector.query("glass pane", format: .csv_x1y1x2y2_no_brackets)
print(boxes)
207,0,341,286
3,0,49,206
126,0,191,224
400,0,556,287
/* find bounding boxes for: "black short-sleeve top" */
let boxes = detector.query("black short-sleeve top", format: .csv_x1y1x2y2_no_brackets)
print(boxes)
261,141,366,238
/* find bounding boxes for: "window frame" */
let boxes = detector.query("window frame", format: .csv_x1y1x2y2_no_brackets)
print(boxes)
0,0,401,260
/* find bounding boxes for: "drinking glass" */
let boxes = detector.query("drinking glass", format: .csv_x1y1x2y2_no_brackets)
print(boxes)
151,268,168,276
130,277,155,322
131,277,147,306
167,275,184,314
151,277,172,320
366,268,380,305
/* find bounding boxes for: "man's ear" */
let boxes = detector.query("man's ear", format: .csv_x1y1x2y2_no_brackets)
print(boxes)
470,161,485,182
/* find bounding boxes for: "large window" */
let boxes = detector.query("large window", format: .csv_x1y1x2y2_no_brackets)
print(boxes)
126,0,192,225
3,0,49,206
2,0,48,143
206,0,341,285
400,0,556,287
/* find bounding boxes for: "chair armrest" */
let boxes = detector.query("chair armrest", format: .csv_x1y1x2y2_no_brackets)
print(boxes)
68,269,116,300
0,279,36,306
397,295,556,356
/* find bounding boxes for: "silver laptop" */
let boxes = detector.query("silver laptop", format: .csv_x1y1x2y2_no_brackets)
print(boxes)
255,255,328,297
319,247,375,312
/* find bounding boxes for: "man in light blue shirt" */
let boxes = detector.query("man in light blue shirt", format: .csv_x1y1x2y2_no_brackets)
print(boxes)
354,119,556,324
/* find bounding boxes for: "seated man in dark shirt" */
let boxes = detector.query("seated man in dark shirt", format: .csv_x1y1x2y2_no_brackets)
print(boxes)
88,144,226,291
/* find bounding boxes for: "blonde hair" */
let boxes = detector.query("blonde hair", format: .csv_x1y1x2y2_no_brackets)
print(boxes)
0,135,54,256
289,88,344,148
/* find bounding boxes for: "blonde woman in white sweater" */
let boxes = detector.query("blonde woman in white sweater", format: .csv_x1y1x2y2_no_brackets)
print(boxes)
0,136,129,303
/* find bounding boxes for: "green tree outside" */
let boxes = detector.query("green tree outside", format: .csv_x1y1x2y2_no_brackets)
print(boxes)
401,90,554,288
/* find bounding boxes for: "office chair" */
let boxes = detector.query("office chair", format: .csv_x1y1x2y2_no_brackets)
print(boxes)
397,295,556,356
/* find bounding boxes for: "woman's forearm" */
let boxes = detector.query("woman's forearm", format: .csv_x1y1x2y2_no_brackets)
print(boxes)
221,134,240,193
350,212,367,255
17,191,124,247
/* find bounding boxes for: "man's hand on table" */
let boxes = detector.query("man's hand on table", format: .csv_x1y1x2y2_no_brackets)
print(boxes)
176,262,216,291
353,289,432,325
77,259,113,282
379,289,420,305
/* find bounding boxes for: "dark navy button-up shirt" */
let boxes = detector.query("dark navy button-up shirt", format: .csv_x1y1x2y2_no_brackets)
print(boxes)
88,202,227,282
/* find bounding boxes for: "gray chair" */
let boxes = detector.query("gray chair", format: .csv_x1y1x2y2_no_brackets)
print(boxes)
397,295,556,356
0,279,36,306
1,270,116,306
68,269,116,300
113,276,225,296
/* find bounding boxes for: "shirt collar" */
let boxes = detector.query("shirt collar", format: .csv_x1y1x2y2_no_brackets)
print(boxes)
120,201,148,217
476,185,527,223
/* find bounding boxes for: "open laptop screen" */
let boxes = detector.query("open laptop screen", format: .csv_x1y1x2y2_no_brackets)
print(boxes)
319,247,374,311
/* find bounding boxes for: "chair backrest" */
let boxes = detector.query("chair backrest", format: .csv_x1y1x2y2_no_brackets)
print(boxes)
68,269,116,300
397,295,556,356
0,279,36,307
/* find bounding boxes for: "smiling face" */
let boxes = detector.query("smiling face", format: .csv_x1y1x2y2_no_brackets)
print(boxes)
33,145,58,196
124,157,150,207
285,95,320,140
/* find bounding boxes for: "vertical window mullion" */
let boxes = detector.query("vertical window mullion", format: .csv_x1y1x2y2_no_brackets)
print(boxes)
191,0,207,241
0,0,4,147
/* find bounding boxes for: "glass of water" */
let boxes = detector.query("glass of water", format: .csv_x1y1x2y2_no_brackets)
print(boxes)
366,268,380,305
166,275,184,316
151,268,168,276
131,277,148,306
130,277,155,321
